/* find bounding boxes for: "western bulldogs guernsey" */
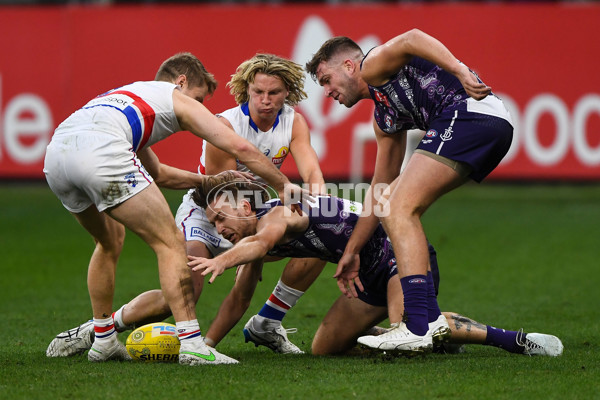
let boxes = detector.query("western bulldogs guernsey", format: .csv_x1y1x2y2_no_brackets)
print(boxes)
367,56,472,134
199,103,294,179
175,102,295,255
54,81,181,152
263,196,394,276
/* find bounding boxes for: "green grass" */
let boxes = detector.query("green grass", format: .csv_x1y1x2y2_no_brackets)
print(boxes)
0,182,598,399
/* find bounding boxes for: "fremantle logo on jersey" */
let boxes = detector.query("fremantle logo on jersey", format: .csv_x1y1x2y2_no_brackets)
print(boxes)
84,90,156,152
442,126,454,141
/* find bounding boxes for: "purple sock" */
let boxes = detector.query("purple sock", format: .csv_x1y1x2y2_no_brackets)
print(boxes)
484,326,525,354
400,274,428,336
426,271,441,323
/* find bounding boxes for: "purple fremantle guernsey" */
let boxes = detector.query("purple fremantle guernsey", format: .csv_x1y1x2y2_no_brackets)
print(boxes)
258,197,439,306
262,196,393,274
367,56,472,134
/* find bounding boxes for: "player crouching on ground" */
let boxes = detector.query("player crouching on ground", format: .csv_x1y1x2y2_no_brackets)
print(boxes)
187,176,563,357
43,52,309,366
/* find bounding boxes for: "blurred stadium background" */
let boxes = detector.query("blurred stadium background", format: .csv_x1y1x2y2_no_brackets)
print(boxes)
1,2,599,398
0,0,599,183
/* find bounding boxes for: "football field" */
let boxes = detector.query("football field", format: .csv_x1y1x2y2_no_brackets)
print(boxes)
0,182,598,399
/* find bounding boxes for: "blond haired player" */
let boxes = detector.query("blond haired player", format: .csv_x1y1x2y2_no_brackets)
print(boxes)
43,52,309,366
47,54,325,356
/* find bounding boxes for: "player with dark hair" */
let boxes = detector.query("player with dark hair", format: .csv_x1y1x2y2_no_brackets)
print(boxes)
305,30,514,353
43,52,307,366
187,178,563,357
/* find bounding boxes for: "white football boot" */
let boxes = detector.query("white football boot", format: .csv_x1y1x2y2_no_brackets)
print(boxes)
46,320,95,357
428,314,452,346
88,338,131,362
357,321,433,354
517,331,564,356
179,339,239,365
243,315,304,354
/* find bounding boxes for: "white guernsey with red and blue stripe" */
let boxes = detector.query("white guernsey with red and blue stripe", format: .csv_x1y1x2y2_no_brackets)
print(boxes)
45,81,183,213
55,81,181,152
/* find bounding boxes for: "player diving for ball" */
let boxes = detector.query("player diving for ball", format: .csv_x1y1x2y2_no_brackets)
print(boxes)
186,176,563,357
46,53,327,358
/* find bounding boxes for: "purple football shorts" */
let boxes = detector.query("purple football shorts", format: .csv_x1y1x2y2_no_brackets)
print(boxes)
417,110,513,182
357,243,440,307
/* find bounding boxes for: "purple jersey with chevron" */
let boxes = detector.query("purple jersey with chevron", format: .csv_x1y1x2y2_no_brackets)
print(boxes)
367,56,470,134
264,196,393,276
260,196,438,306
366,55,514,182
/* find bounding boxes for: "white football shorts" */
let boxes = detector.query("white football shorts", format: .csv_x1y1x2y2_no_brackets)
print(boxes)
43,131,153,213
174,190,233,256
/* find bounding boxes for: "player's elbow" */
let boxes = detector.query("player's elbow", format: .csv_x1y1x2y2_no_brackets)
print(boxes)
398,28,425,52
255,241,272,259
231,141,257,162
406,28,424,36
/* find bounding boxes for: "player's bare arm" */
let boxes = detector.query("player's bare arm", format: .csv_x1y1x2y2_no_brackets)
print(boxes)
205,117,239,175
341,123,406,253
289,112,326,194
188,207,306,282
137,147,204,190
362,29,491,99
172,89,291,195
334,124,406,297
203,259,264,347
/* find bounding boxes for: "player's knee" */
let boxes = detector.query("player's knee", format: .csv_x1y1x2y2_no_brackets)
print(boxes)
311,327,341,355
172,228,186,247
159,228,186,253
148,289,172,317
311,339,327,355
311,339,344,356
112,223,126,247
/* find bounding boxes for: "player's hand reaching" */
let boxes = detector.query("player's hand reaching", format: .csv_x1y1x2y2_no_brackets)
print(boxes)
211,169,254,182
230,170,255,181
279,182,314,216
187,255,226,284
456,63,491,101
334,252,364,298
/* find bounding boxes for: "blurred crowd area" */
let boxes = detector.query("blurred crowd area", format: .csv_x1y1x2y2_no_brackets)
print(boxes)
0,0,592,5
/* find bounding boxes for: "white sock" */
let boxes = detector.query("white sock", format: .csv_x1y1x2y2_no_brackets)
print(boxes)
93,317,116,346
112,304,131,332
276,280,304,308
176,320,204,350
257,280,305,324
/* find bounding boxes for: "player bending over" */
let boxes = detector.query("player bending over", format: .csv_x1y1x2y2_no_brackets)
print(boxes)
46,54,323,358
187,177,563,357
43,52,309,366
306,30,514,353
